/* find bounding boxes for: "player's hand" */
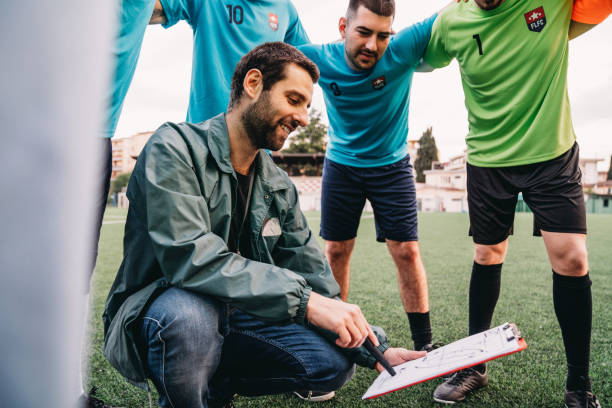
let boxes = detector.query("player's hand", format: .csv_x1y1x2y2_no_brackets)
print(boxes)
375,348,426,373
306,292,377,348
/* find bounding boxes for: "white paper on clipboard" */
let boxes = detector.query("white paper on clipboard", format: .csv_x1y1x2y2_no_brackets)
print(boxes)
362,322,527,400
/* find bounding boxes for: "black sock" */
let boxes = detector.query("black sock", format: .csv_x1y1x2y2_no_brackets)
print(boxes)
469,262,502,373
552,270,592,392
407,312,432,350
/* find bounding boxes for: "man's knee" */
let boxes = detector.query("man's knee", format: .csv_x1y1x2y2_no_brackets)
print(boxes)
142,288,224,367
474,242,507,265
555,246,589,276
388,240,421,265
325,240,354,262
305,354,354,392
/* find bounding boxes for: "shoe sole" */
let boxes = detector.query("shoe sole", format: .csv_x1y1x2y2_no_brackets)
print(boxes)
294,391,335,402
433,396,460,405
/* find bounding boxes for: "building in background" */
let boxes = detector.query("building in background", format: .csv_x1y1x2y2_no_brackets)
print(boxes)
419,152,468,212
109,132,610,213
110,131,154,180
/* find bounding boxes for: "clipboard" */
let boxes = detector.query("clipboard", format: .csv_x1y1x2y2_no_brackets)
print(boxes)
362,322,527,400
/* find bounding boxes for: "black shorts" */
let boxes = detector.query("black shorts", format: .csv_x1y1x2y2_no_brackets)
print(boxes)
320,156,419,243
467,143,586,245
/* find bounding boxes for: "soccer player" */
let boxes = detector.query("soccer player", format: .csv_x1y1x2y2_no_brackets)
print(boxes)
298,0,444,352
149,0,309,123
423,0,604,406
102,42,425,408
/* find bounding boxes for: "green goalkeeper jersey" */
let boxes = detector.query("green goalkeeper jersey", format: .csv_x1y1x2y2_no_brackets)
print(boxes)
425,0,575,167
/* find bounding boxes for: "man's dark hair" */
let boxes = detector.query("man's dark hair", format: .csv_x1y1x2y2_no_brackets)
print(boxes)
229,42,319,109
347,0,395,20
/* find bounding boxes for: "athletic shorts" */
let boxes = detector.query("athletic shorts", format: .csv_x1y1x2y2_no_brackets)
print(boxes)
320,155,418,243
467,142,586,245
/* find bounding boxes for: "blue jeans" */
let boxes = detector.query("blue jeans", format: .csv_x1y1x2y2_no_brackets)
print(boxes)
140,288,355,408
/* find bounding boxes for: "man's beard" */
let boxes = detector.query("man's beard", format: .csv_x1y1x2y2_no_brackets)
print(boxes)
241,91,283,151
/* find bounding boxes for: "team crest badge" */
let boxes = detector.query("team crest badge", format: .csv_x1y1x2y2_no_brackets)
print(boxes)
371,76,386,90
524,6,546,32
269,13,279,31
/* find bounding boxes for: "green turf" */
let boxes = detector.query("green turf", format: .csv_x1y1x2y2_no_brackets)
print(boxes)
87,209,611,407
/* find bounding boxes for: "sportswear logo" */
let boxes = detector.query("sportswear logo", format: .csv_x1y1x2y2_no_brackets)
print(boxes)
372,76,386,90
524,6,546,32
269,13,279,31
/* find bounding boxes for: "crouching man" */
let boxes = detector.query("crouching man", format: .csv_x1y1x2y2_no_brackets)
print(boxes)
102,42,424,408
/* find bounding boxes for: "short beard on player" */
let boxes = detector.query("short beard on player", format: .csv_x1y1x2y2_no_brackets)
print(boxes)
241,91,282,151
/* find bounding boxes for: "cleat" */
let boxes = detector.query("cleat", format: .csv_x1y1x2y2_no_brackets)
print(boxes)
564,389,601,408
433,367,488,404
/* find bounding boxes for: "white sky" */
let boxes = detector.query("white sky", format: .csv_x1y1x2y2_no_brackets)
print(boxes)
115,0,612,169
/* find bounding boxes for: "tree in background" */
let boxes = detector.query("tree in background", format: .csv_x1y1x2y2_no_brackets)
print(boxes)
283,108,327,153
111,172,131,195
608,154,612,180
414,127,439,183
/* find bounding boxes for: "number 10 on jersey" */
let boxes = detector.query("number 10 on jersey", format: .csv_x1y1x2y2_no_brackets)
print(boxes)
227,5,244,24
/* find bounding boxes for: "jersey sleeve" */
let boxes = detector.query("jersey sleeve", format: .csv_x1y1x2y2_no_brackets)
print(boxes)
284,1,310,46
159,0,201,28
390,14,437,66
572,0,612,24
296,43,318,62
424,13,453,69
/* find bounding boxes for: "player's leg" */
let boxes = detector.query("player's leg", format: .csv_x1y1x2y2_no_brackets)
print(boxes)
385,240,432,350
320,158,366,301
523,143,598,407
363,155,433,350
325,239,356,301
434,163,518,404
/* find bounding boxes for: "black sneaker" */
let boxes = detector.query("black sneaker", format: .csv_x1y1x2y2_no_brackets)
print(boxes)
433,367,488,404
293,390,336,402
564,389,601,408
78,387,121,408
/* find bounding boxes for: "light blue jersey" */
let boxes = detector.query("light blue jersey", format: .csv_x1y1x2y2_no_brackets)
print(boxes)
299,14,436,167
102,0,156,138
160,0,309,123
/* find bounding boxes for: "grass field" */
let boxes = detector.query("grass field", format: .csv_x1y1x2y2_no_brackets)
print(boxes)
87,209,611,407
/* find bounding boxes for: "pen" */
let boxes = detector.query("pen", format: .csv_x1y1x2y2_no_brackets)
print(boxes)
364,338,396,376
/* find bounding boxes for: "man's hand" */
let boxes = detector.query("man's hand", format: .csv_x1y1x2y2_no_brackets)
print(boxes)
306,292,377,348
375,348,427,373
149,0,167,25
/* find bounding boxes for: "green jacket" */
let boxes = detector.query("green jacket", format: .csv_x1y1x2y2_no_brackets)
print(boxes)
103,114,389,388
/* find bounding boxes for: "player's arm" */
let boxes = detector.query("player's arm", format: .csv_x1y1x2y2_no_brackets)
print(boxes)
149,0,167,25
569,21,598,39
569,0,612,39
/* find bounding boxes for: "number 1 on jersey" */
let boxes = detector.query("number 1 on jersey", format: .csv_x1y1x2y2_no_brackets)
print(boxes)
473,34,483,56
